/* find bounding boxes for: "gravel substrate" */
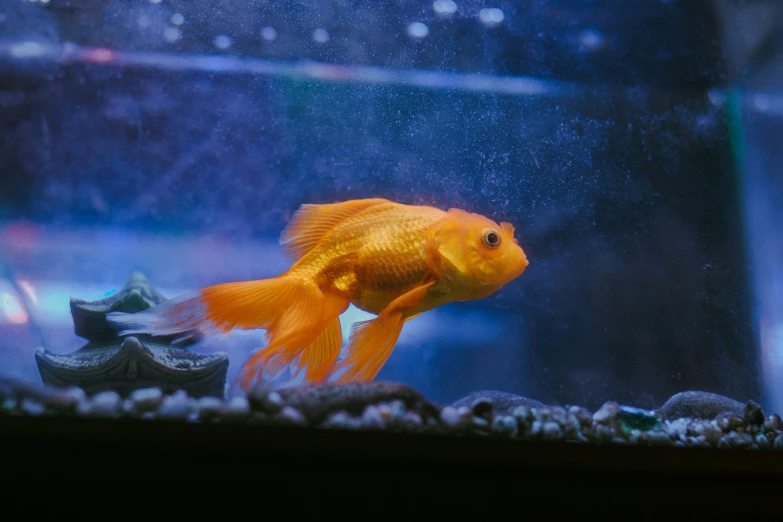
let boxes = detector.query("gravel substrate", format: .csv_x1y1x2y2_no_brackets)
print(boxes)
2,376,782,450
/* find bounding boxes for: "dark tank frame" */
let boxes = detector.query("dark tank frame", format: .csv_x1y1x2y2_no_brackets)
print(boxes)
3,414,783,519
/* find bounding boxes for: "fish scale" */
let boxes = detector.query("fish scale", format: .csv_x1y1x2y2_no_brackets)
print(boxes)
293,203,446,315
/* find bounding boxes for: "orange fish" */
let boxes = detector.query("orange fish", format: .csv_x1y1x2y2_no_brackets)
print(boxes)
106,198,529,392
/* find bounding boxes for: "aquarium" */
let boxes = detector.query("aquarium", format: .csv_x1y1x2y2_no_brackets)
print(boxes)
1,0,783,457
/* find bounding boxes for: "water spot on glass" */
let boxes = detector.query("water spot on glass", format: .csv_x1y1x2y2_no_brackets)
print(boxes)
10,42,43,59
407,22,429,39
312,28,329,43
579,29,604,52
164,26,182,43
479,8,504,26
261,26,277,41
137,15,152,29
214,35,232,50
170,13,184,26
432,0,457,15
149,0,162,4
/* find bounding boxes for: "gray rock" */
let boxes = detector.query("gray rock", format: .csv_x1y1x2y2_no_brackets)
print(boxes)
452,390,545,416
271,381,439,425
657,390,745,420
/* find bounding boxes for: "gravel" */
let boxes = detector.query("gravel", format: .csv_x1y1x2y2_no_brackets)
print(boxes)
2,377,783,450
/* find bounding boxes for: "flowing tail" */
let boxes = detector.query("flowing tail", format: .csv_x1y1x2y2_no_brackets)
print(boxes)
105,275,349,392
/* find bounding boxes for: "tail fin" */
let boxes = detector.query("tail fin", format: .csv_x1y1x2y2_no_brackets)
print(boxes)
106,277,306,342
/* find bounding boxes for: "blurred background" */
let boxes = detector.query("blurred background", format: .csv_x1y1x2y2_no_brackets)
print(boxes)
0,0,781,412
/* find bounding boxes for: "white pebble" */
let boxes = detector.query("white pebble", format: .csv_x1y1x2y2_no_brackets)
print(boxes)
440,406,460,427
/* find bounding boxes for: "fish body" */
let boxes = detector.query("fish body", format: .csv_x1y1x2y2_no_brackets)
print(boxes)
106,198,529,392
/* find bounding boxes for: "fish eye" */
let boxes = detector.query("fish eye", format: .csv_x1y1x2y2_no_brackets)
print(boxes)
481,229,501,249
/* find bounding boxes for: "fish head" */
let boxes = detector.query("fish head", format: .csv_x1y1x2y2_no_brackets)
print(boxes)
428,208,528,295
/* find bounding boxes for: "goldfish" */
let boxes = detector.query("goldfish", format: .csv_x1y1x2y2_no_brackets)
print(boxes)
106,198,529,392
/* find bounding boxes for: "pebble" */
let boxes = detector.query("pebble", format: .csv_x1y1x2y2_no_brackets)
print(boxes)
726,431,754,449
402,411,422,427
542,421,562,440
439,406,460,427
220,397,250,420
743,400,765,426
716,412,744,432
158,390,192,420
361,405,385,429
765,414,783,432
197,396,223,421
129,388,163,413
83,391,122,418
3,377,783,451
593,401,620,424
567,405,592,427
45,387,85,413
646,430,673,446
512,406,534,424
471,399,493,420
619,406,659,431
321,411,360,429
276,406,307,426
491,415,518,437
1,396,17,413
20,398,45,416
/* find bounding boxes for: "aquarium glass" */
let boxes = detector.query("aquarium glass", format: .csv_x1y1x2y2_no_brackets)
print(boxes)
1,0,781,447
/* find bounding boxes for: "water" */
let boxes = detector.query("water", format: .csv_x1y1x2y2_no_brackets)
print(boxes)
0,0,774,417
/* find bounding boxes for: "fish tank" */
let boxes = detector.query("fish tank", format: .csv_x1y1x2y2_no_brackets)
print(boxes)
2,0,783,513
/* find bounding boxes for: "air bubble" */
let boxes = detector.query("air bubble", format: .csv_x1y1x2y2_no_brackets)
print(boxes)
170,13,184,26
164,27,182,43
433,0,457,15
261,26,277,41
214,35,232,49
479,8,504,26
579,29,604,52
407,22,429,38
312,28,329,43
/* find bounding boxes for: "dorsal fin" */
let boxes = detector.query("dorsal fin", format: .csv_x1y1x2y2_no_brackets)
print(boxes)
280,198,391,261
